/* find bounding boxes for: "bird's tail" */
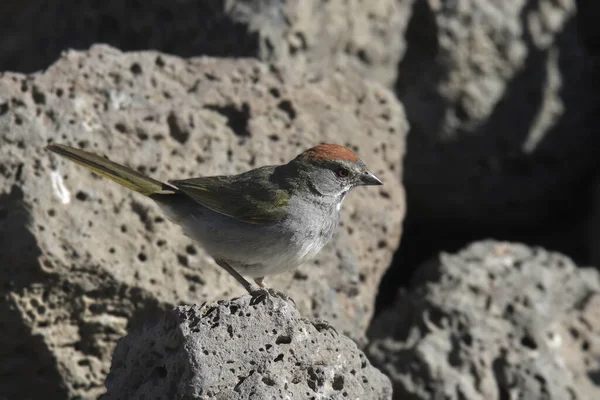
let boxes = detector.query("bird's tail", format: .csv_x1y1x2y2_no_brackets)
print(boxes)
46,143,170,196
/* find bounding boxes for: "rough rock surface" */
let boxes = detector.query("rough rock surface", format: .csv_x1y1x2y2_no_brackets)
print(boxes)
0,0,413,88
0,45,406,399
368,241,600,400
103,295,392,399
394,0,600,259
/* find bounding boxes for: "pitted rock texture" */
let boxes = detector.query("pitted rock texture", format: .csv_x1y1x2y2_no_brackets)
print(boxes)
368,241,600,400
394,0,600,263
0,0,413,88
103,295,392,399
0,44,406,399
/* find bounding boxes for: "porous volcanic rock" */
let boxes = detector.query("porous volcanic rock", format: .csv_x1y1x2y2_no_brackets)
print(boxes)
394,0,600,264
368,241,600,400
103,295,392,399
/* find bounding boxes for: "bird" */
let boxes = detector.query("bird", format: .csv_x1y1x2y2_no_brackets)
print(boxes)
46,143,382,299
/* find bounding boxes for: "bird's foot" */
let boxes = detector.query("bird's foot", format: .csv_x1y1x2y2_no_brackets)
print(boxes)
310,318,338,334
249,287,296,306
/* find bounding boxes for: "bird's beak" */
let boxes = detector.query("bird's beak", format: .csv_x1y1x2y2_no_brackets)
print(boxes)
360,169,383,186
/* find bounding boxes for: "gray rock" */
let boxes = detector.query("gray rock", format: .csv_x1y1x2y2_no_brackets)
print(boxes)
0,45,407,399
103,295,392,399
368,241,600,400
398,0,600,230
0,0,413,88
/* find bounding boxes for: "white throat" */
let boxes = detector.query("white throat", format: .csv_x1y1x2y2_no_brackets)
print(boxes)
336,189,349,211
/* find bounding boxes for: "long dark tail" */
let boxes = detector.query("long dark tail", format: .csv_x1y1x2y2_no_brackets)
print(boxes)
46,144,171,196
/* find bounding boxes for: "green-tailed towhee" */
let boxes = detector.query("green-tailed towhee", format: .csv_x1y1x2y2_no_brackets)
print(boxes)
46,143,382,298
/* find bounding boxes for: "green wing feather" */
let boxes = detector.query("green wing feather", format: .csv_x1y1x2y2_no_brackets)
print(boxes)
170,168,289,225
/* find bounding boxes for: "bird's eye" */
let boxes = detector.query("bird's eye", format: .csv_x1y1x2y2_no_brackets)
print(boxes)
336,167,350,178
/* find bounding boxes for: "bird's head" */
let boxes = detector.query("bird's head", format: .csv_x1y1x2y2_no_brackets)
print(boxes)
290,144,382,198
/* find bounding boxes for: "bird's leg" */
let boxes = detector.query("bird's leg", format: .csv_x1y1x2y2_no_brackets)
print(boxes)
214,261,294,305
215,260,258,294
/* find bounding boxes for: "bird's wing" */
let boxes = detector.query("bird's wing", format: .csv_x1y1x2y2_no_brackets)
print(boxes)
169,170,289,225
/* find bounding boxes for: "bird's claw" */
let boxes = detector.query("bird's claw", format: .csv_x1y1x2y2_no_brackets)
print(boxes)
249,287,296,306
311,318,338,334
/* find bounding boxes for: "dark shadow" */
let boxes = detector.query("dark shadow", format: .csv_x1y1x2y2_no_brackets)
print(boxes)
588,368,600,386
0,0,260,73
377,5,600,314
0,185,70,399
574,0,600,54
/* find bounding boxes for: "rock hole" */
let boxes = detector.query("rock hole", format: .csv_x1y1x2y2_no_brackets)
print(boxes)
112,123,127,133
274,353,284,362
186,244,197,255
356,49,370,64
138,252,147,262
307,367,324,391
332,375,344,390
75,191,88,201
379,190,390,199
277,100,296,120
582,340,590,351
177,254,188,267
130,63,143,75
293,271,308,280
262,376,276,386
569,327,579,339
535,282,545,292
167,111,190,144
275,335,292,344
32,86,46,104
520,335,537,350
137,129,149,140
205,103,251,137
